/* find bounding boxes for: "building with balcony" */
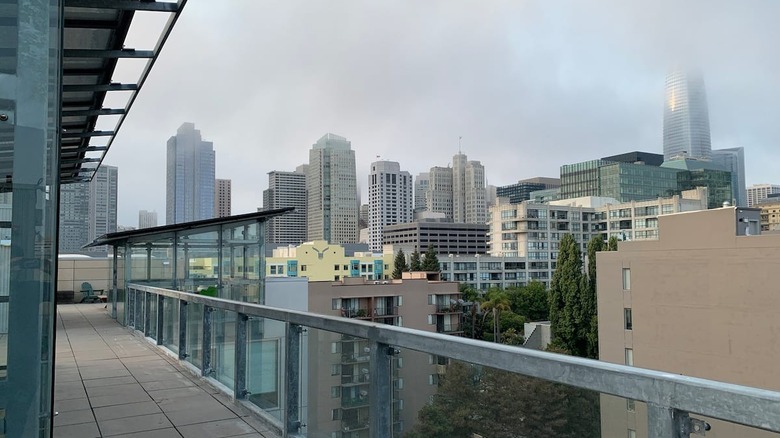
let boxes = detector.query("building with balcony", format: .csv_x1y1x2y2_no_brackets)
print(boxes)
597,206,770,438
758,199,780,231
266,240,395,282
382,220,489,255
306,273,462,436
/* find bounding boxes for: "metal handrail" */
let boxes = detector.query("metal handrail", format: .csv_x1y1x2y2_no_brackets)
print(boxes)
127,282,780,435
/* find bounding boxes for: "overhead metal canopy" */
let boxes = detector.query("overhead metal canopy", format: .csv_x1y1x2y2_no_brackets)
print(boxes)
60,0,186,184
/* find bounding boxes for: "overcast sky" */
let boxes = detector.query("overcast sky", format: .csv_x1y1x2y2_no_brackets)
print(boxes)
103,0,780,227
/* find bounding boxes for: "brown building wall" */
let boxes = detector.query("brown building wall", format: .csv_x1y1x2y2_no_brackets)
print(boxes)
597,207,780,437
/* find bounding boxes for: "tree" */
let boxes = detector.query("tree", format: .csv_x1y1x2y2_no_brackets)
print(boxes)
582,236,604,359
391,249,408,279
408,361,601,438
421,245,441,272
410,250,422,271
481,289,511,343
607,235,618,251
549,234,585,356
507,281,549,321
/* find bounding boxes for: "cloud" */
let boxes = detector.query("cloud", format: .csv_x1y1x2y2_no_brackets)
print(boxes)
105,0,780,225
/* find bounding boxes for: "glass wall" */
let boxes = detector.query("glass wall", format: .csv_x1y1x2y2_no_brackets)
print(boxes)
0,0,62,436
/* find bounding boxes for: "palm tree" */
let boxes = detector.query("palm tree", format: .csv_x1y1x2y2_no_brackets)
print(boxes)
481,290,511,343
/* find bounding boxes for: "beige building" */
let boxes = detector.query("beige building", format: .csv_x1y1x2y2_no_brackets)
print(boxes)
266,240,395,282
597,207,775,438
305,273,462,436
215,178,231,217
758,200,780,231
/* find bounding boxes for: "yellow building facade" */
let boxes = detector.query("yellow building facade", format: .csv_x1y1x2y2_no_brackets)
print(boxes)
266,240,395,281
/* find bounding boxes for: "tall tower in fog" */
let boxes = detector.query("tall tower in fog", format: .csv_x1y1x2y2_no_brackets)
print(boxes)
166,123,216,224
663,70,712,161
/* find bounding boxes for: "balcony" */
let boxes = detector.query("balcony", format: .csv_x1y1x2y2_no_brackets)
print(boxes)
435,303,462,314
55,284,780,438
341,308,372,319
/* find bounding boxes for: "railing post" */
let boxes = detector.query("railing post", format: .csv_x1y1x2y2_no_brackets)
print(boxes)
156,294,164,345
234,313,248,400
178,300,188,360
285,323,302,435
111,249,118,319
202,306,212,376
648,403,687,438
369,340,393,438
144,292,151,336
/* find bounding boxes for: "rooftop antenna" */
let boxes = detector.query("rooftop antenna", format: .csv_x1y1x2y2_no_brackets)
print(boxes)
458,136,462,154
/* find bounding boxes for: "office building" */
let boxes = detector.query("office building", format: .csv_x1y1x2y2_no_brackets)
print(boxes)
383,220,489,255
663,69,712,161
307,133,359,244
712,147,746,206
263,167,307,245
597,207,771,438
59,165,118,254
426,166,453,220
559,152,679,202
368,160,413,252
747,184,780,207
497,177,560,204
266,240,395,282
453,153,487,224
215,178,231,217
359,203,368,229
166,122,216,224
138,210,158,229
661,158,733,208
413,172,430,213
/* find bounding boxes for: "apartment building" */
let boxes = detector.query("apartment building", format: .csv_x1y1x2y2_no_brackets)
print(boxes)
758,199,780,231
597,207,771,438
266,240,395,282
382,221,489,256
305,273,462,436
747,183,780,207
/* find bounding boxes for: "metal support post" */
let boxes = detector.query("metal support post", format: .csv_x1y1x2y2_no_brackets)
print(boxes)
369,340,393,438
648,404,707,438
178,300,188,360
234,313,248,399
156,294,164,345
285,323,302,435
202,306,212,376
111,249,118,318
143,292,151,336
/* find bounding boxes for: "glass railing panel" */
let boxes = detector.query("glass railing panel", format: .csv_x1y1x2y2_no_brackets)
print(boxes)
0,299,6,379
303,328,371,438
185,303,203,369
161,297,179,355
126,288,136,329
210,309,236,389
245,317,286,421
134,290,144,329
402,354,602,438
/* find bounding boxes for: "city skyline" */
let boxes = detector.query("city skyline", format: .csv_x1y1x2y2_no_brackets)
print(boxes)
103,2,780,226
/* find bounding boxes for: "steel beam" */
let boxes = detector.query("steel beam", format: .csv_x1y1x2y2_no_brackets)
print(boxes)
64,49,155,59
285,323,302,435
369,339,393,438
178,300,188,360
63,83,138,92
61,108,125,117
234,313,248,399
61,130,114,139
202,306,212,377
64,0,180,12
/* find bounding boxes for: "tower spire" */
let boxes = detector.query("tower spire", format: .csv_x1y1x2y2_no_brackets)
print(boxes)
458,136,462,154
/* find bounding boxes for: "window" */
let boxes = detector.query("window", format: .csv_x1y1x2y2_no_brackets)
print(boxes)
343,265,348,270
331,364,341,376
331,409,342,420
334,264,340,270
624,308,632,330
628,429,636,438
300,265,307,272
331,298,341,310
622,268,631,290
334,275,339,281
625,348,633,366
331,386,340,398
627,399,636,412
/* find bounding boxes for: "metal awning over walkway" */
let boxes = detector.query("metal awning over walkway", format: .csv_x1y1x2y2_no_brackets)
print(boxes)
60,0,186,184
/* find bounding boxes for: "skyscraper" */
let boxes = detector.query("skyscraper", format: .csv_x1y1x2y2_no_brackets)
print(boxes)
306,134,358,244
263,167,307,245
368,160,413,252
59,165,118,253
166,123,216,224
426,153,487,224
215,178,232,217
712,147,746,206
663,70,712,161
414,172,430,212
138,210,158,229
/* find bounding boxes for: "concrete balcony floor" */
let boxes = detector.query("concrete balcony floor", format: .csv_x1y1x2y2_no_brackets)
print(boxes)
54,304,279,438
